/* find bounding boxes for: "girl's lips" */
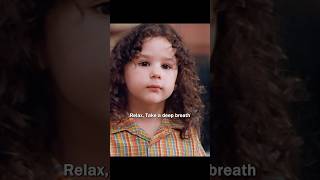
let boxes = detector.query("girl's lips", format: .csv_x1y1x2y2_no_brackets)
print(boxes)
147,85,161,89
146,85,162,92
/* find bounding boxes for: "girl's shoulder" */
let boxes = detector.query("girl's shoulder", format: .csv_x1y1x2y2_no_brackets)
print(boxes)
188,127,207,156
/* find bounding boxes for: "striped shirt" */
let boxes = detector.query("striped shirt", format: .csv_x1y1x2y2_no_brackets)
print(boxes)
110,118,207,157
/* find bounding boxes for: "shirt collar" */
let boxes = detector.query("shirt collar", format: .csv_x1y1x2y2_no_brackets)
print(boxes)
110,118,185,134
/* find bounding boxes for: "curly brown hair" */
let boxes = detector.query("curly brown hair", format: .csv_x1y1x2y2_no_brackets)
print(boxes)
211,0,303,179
110,24,205,138
0,0,58,179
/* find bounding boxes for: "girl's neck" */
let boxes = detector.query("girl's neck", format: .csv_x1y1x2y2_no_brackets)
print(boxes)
127,96,165,117
127,96,164,137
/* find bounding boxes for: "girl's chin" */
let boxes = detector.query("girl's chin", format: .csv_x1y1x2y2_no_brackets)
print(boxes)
139,97,166,105
142,99,165,105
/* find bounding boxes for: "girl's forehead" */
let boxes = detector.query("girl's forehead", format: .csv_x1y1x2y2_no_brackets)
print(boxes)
141,37,175,53
135,53,177,63
142,37,172,46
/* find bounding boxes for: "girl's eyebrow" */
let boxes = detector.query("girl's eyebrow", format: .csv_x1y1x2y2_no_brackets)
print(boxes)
163,57,177,64
137,54,150,59
138,54,177,62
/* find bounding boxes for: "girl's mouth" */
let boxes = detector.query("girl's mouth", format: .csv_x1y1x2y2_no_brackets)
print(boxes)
146,85,162,92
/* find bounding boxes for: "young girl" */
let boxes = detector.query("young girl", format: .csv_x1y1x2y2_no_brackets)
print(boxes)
110,24,207,157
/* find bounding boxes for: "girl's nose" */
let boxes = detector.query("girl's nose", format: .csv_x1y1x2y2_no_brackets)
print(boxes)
150,72,161,79
150,65,161,79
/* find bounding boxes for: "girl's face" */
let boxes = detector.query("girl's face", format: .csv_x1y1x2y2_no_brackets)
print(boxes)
43,0,109,122
124,37,178,105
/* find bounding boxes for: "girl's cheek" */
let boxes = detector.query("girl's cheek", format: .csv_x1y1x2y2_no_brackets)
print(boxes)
136,67,149,73
169,69,178,77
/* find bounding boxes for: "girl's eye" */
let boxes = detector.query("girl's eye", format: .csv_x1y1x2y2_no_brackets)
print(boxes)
138,61,150,67
162,64,172,70
94,2,110,15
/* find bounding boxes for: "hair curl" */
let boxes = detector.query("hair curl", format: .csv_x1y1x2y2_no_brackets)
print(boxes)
110,24,205,138
0,0,57,179
212,0,303,179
